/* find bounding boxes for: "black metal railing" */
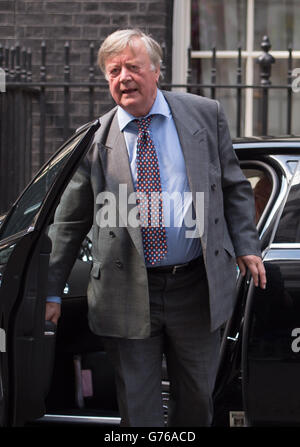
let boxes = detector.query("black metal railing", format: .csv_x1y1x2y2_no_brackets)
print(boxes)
0,41,111,213
0,35,298,214
184,35,296,138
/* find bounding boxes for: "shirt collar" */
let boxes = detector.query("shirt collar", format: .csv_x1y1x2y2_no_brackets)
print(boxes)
117,89,171,132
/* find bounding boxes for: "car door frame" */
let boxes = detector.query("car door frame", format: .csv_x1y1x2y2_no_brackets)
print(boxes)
0,119,99,426
241,154,300,426
212,150,295,426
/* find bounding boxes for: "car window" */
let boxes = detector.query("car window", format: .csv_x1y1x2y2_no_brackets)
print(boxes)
0,243,16,287
273,161,300,244
242,167,273,225
0,132,86,242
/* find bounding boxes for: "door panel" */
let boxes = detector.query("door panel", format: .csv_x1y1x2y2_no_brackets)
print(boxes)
11,233,55,426
242,255,300,425
242,158,300,425
0,120,100,426
213,158,281,426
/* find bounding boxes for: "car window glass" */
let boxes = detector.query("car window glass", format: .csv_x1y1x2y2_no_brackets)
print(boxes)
242,168,273,225
0,243,16,288
287,161,299,174
274,161,300,243
0,132,86,242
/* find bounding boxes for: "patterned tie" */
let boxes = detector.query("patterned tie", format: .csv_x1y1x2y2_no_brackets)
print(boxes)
135,116,167,264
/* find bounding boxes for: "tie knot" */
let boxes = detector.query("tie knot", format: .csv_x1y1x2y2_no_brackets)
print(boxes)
135,116,152,132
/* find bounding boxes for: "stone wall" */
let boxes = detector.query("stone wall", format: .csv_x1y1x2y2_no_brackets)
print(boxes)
0,0,173,170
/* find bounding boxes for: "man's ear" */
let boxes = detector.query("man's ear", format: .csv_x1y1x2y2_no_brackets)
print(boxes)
155,66,161,83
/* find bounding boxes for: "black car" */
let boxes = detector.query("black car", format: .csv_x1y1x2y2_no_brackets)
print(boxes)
1,121,300,427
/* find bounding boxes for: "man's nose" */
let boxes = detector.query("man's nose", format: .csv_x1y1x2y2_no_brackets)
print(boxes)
119,66,132,82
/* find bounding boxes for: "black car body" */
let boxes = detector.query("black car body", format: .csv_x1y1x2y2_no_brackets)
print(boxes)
1,122,300,427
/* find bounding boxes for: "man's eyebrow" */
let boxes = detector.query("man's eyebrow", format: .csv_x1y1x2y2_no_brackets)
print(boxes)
107,64,120,71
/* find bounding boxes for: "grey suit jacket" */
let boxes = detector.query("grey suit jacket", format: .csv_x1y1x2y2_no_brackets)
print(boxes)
48,90,261,338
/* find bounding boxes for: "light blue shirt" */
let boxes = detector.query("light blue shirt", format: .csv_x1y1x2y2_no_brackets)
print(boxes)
118,89,202,267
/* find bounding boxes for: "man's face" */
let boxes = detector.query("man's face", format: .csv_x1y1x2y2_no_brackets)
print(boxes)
105,38,160,117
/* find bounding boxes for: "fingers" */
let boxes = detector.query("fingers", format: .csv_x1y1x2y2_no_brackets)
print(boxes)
257,259,267,289
45,302,61,325
236,255,266,289
248,256,260,287
237,258,246,276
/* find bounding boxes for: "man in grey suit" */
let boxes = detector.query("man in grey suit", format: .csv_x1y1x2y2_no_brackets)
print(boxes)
46,29,266,427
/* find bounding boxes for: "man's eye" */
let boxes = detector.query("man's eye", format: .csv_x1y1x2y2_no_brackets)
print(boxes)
109,68,119,76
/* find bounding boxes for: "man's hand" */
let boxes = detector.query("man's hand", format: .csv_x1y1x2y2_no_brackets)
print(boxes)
236,255,266,289
45,302,61,326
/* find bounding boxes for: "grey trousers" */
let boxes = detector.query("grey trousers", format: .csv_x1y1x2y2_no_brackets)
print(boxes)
102,259,221,427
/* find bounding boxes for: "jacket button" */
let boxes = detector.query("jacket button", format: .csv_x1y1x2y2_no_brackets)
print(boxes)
115,260,123,268
211,184,217,191
109,231,116,238
214,218,219,224
215,250,219,256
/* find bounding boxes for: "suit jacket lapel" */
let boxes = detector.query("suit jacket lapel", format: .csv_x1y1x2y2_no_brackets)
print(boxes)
98,112,144,259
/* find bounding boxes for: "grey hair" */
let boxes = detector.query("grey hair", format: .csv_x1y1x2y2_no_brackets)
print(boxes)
97,29,163,79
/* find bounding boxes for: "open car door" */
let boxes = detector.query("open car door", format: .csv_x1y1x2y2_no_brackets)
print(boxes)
242,157,300,426
212,153,296,426
0,120,99,426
